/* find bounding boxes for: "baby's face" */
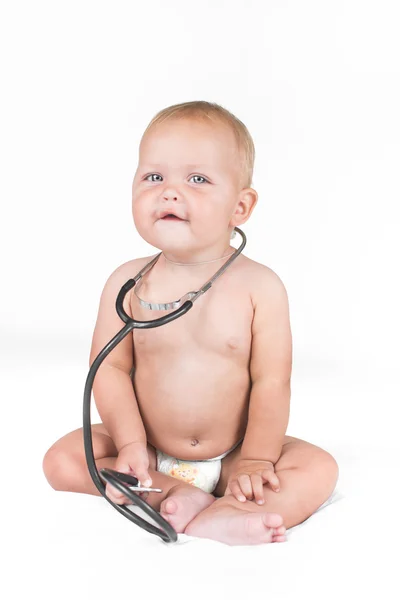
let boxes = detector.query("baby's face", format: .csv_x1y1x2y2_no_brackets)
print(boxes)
131,118,244,253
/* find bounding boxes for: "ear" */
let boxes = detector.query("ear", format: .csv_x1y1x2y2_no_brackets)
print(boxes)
229,187,258,229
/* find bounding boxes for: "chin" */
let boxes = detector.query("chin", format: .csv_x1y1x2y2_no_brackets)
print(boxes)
135,223,190,252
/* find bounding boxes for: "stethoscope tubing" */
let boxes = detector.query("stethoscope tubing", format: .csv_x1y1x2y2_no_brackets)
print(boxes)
83,301,193,543
83,227,246,543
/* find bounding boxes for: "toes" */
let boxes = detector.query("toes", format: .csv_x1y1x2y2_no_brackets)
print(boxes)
274,525,286,535
262,512,284,529
271,523,286,542
272,535,287,543
160,499,178,515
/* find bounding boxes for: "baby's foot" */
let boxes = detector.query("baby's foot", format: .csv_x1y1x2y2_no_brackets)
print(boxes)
159,484,216,533
184,500,286,545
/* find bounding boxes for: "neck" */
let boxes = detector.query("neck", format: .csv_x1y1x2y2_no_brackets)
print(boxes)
159,244,234,276
162,250,235,267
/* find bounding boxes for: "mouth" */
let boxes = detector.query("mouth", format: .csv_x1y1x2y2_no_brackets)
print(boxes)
160,214,186,221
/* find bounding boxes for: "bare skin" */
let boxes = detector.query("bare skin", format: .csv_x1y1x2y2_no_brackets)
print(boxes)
129,251,254,465
43,254,338,544
125,245,292,544
160,433,338,544
159,484,286,543
43,118,338,545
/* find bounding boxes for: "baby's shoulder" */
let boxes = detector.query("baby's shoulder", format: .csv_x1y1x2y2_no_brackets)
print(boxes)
108,254,159,280
238,255,288,304
239,254,284,286
100,255,159,302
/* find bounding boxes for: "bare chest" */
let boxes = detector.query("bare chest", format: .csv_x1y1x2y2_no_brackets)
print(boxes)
131,280,252,356
128,258,255,458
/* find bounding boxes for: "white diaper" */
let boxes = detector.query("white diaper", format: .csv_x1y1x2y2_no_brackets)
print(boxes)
156,438,243,494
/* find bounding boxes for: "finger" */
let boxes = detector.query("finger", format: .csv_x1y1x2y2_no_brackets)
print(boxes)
224,486,234,497
105,483,130,505
109,488,148,504
229,480,247,502
135,469,152,488
105,482,120,500
106,489,125,505
237,474,254,499
250,474,265,505
262,470,280,492
114,461,152,490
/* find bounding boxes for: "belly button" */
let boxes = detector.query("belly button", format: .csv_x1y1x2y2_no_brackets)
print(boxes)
191,439,199,446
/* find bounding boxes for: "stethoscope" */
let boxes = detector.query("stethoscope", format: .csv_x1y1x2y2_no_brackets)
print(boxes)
83,226,246,543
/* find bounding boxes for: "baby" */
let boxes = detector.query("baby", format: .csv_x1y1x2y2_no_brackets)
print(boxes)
42,101,339,545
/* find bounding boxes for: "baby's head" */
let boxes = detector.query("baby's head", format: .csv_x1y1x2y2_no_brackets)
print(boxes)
132,101,258,263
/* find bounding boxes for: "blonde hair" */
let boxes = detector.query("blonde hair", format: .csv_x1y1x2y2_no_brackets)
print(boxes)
141,101,255,189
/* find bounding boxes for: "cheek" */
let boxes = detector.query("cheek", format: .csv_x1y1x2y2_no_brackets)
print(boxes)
131,205,150,238
202,201,227,223
132,194,148,220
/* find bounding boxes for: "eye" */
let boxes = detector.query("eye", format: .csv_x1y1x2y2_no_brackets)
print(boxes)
189,175,208,184
143,174,209,184
144,174,163,182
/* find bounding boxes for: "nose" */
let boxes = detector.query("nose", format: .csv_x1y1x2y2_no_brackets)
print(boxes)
162,187,179,201
159,176,183,201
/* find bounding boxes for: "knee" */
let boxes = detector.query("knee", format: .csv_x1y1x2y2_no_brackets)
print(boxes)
317,451,339,489
42,445,81,491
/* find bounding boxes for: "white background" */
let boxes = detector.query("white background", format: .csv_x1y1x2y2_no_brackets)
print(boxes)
1,1,399,598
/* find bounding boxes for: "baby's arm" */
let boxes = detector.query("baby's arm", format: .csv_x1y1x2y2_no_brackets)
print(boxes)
89,260,147,451
240,268,292,464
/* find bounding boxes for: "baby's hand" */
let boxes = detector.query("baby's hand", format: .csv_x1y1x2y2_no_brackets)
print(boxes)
224,459,280,505
105,441,152,505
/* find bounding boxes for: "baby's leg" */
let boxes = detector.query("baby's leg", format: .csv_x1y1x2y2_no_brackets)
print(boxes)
42,423,208,512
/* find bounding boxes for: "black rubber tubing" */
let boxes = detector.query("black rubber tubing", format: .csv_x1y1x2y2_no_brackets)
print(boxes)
83,278,194,543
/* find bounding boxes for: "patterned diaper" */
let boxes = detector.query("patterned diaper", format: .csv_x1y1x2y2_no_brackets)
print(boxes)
156,438,243,494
